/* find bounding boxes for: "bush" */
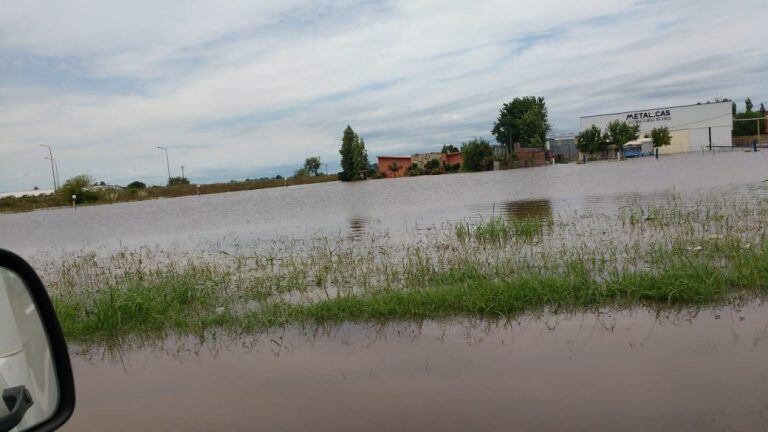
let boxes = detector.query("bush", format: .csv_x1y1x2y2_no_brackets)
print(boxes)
461,138,493,172
168,177,190,186
443,162,460,173
58,174,97,204
424,158,441,173
126,181,147,189
406,163,425,176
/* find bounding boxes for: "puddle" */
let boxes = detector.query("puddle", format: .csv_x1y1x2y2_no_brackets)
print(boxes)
63,301,768,431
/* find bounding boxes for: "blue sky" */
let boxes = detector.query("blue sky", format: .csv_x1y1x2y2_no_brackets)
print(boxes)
1,0,767,191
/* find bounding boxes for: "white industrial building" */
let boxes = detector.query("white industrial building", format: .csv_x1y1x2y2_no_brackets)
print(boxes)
580,101,733,154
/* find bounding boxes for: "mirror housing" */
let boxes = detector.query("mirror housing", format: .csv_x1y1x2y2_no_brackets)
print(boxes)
0,249,75,432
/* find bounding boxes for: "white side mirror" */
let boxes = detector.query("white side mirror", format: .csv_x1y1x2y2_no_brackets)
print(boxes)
0,250,74,432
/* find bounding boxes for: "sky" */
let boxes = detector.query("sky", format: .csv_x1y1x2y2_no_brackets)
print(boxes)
1,0,767,191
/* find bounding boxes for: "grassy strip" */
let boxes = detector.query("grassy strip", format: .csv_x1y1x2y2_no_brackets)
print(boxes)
0,174,338,213
53,242,768,344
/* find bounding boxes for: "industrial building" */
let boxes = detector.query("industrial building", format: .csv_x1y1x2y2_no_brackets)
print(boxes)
580,101,733,154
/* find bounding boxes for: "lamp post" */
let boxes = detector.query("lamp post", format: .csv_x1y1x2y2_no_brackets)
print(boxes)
39,144,57,190
45,156,60,190
156,146,171,185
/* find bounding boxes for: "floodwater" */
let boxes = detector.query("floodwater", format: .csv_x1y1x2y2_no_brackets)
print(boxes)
5,150,768,430
63,302,768,431
1,150,767,256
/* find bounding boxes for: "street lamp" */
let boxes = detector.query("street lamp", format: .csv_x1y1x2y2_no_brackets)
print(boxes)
45,156,60,190
156,146,171,185
39,144,57,190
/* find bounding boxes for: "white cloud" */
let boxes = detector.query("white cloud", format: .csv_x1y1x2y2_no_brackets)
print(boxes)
1,0,766,190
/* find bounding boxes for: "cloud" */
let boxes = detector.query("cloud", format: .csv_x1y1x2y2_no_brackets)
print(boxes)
1,0,766,190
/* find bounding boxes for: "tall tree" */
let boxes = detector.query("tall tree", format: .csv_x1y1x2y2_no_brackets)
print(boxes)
760,103,766,116
303,156,322,175
491,97,551,152
651,126,671,148
732,102,737,116
339,126,369,181
604,120,640,150
745,98,753,113
575,125,606,158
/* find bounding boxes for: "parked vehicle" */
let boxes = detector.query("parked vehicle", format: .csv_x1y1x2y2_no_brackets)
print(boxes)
0,249,75,432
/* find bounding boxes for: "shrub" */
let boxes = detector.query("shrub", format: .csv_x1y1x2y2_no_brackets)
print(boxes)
406,163,425,176
461,138,493,172
126,181,147,189
442,162,460,173
168,177,190,186
424,158,441,173
58,174,97,204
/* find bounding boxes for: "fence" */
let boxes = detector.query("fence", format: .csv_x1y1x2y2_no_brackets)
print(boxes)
732,135,768,148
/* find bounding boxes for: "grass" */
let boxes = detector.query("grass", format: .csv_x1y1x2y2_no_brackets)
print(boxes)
52,240,768,344
0,174,338,213
38,191,768,346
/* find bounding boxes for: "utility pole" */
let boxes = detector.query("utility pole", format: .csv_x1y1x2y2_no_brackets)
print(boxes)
156,146,171,184
39,144,57,190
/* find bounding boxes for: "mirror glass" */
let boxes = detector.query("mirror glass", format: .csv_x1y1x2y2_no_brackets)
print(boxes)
0,267,59,431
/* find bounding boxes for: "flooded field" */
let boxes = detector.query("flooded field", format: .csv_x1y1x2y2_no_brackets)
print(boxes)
4,150,768,430
63,302,768,431
1,151,767,256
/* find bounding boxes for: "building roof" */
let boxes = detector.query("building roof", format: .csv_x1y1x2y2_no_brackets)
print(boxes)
377,155,412,159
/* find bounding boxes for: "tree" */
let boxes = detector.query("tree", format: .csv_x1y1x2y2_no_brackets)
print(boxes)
303,157,322,176
292,168,310,178
760,103,766,116
745,98,753,113
339,126,369,181
58,174,95,203
441,144,459,153
461,138,493,172
126,181,146,189
491,97,551,152
575,125,606,158
732,102,737,116
604,120,640,150
651,126,671,148
387,161,402,178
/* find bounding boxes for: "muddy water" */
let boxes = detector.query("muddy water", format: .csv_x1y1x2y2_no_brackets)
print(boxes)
2,151,768,256
64,302,768,431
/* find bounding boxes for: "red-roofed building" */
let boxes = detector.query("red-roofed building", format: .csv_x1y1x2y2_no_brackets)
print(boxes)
377,152,464,178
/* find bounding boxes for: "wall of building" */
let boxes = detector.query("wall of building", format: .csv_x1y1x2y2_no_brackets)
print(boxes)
377,157,412,178
580,101,733,152
444,152,463,166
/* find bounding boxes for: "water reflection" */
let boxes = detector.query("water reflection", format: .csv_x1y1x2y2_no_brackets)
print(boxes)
72,300,768,363
348,216,370,239
65,301,768,431
500,199,553,220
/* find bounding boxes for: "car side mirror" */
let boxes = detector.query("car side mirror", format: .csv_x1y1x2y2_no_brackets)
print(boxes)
0,249,75,432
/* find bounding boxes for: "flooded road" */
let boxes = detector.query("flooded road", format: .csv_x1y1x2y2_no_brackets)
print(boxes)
64,302,768,431
2,151,768,256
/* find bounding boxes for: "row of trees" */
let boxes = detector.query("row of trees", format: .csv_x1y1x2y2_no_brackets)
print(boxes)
576,121,670,157
733,98,767,137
